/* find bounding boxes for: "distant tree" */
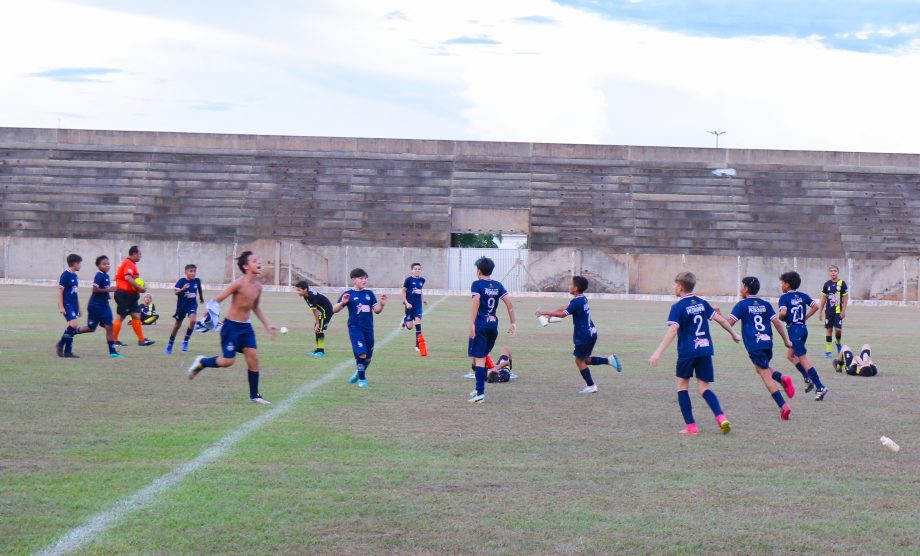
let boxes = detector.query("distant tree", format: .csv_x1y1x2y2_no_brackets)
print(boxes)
451,232,501,248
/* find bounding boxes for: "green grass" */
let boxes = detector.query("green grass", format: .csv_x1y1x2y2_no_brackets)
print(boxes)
1,285,918,555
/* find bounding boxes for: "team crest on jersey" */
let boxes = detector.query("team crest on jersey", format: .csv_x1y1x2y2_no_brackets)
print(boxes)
694,337,711,349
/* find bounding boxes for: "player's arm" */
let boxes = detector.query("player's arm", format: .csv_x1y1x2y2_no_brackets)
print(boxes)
649,324,678,367
502,295,516,336
57,285,65,314
840,284,848,318
804,301,819,321
212,279,239,304
712,312,741,343
469,294,480,339
373,294,387,314
332,292,350,313
251,291,278,337
198,280,205,303
125,274,146,293
401,286,411,309
535,305,568,318
819,292,827,313
772,317,793,348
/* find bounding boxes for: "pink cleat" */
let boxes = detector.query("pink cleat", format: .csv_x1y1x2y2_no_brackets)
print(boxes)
781,375,796,399
716,414,731,434
679,423,699,435
780,404,792,421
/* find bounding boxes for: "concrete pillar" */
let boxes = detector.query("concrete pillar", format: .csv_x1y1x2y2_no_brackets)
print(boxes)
903,258,908,304
274,241,281,286
232,242,238,281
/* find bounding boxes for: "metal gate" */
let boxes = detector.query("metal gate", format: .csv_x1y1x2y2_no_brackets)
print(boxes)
448,248,530,291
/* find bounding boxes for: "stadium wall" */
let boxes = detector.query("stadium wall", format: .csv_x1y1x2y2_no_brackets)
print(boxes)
1,127,918,298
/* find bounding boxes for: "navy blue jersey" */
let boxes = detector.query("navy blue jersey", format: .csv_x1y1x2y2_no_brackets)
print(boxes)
403,276,425,307
667,295,716,359
728,297,777,352
563,295,597,345
59,270,79,307
339,289,378,329
778,291,817,328
89,271,111,307
471,279,508,329
174,277,202,305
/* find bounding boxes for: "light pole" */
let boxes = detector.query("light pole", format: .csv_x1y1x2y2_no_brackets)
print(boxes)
707,130,726,148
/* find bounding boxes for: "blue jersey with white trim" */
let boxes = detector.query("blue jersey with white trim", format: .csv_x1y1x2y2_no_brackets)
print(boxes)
729,297,777,352
667,295,715,359
778,291,817,329
564,295,597,345
471,279,508,330
339,289,378,329
59,270,79,307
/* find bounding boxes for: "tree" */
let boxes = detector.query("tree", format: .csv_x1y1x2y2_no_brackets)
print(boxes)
451,232,502,248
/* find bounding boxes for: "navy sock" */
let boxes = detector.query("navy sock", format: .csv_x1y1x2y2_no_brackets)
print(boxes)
63,326,77,353
356,363,366,381
771,390,786,408
184,328,193,342
702,389,724,417
808,367,825,390
201,356,219,368
771,371,783,382
677,390,694,425
107,341,116,355
589,356,609,366
415,324,421,333
168,335,176,345
474,365,487,395
247,370,260,399
795,362,809,381
580,367,594,386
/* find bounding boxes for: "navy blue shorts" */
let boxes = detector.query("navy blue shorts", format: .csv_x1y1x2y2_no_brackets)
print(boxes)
748,348,772,369
220,319,257,359
788,326,808,357
405,304,423,320
348,326,374,358
824,314,843,329
468,327,498,358
86,304,113,330
62,303,79,322
573,335,598,358
174,303,198,321
676,356,715,382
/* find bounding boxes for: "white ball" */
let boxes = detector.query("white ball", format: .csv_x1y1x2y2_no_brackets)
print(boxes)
280,326,289,335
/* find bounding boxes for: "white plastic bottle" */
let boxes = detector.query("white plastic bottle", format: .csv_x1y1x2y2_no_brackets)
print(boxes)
880,436,901,453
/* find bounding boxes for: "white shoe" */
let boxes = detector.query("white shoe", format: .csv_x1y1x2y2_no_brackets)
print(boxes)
469,394,485,403
186,356,204,380
580,384,598,394
250,396,271,404
469,390,479,397
415,346,420,352
463,372,475,379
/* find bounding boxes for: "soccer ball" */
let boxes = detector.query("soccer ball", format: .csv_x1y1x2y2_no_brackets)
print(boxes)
135,278,145,289
280,326,289,334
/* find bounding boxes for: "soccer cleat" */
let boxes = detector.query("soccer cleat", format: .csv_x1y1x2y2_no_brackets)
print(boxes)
115,340,128,347
63,352,80,358
781,375,796,398
780,404,792,421
679,423,699,435
469,390,479,397
815,386,829,401
415,346,420,352
469,394,485,403
804,379,815,394
250,396,271,404
138,339,155,346
610,353,622,372
165,344,173,355
55,341,64,357
308,350,326,357
109,352,124,359
716,414,731,434
181,341,189,352
463,372,475,379
580,385,598,394
186,356,204,380
825,351,832,358
358,380,369,388
348,372,360,384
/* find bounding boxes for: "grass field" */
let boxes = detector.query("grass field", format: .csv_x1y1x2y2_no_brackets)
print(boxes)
1,284,918,555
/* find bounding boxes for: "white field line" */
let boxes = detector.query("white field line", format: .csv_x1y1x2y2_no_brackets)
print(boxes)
36,296,449,556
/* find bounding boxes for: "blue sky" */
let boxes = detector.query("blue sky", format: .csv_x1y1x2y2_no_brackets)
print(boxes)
2,1,920,153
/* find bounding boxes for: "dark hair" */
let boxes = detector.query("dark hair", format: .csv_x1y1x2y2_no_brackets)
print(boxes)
675,271,696,293
741,276,760,295
66,254,82,266
350,268,368,279
295,280,310,290
780,271,801,290
411,262,421,269
475,257,495,276
184,264,197,271
237,251,254,273
572,275,589,293
128,245,140,256
95,255,108,266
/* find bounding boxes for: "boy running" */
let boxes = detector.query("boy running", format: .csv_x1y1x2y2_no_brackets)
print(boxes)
56,254,87,358
186,251,278,404
819,265,848,358
401,262,426,351
535,276,621,394
778,271,829,401
468,257,516,403
333,268,387,388
649,272,740,435
726,276,796,420
165,264,204,354
295,280,334,357
85,255,122,358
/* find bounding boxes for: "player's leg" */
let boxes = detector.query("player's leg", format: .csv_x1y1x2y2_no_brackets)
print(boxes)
166,316,182,354
187,321,238,379
694,359,730,433
587,353,622,372
347,327,370,386
182,312,197,351
243,347,269,403
102,323,121,358
824,321,834,358
414,314,423,349
574,356,596,393
467,328,495,401
798,354,828,400
756,365,791,420
312,314,327,355
112,291,125,344
59,312,81,357
675,373,697,435
130,311,152,345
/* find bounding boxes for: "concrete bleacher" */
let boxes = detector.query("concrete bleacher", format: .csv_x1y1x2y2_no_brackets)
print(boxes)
1,127,918,260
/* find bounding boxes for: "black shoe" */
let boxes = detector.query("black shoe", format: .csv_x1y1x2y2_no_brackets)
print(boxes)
804,380,815,394
115,341,129,347
138,339,156,346
815,387,829,401
63,353,80,358
55,341,64,357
